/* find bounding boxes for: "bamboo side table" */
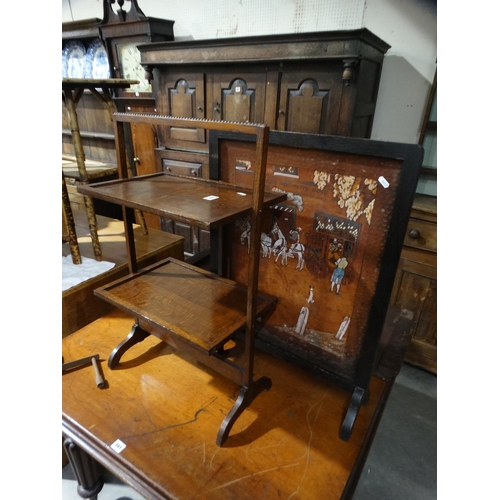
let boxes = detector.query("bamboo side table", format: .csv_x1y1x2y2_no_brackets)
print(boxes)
62,78,139,260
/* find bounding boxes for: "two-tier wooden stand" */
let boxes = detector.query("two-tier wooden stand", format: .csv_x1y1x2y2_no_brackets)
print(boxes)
78,113,286,445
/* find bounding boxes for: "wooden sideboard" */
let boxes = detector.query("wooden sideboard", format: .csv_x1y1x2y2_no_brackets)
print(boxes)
390,194,437,373
137,29,390,258
143,29,390,150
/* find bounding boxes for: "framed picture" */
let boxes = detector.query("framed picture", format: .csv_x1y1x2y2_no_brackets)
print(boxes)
209,130,423,439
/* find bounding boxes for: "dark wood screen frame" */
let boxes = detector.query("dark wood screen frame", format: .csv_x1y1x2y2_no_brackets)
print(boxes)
208,130,423,440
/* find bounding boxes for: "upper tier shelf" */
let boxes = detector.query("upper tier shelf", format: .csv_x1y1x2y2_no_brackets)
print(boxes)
78,172,286,230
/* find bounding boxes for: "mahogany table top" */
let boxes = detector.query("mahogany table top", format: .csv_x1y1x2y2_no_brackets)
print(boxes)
62,310,392,500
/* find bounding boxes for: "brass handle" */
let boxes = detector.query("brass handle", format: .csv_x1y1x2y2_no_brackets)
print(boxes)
214,102,221,113
408,229,420,239
191,169,198,177
133,157,140,164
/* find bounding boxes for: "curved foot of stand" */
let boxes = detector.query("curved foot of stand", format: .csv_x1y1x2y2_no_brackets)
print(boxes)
216,376,272,447
108,322,150,369
340,386,367,441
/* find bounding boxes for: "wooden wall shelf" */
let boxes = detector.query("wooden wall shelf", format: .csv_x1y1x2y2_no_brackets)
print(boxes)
62,129,115,141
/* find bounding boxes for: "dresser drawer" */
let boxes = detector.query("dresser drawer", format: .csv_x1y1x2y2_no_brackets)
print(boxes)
162,159,202,177
403,219,437,253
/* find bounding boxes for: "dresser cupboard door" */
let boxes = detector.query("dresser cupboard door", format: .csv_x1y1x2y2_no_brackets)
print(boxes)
391,255,437,373
277,67,343,135
128,101,161,230
157,73,206,149
210,73,267,124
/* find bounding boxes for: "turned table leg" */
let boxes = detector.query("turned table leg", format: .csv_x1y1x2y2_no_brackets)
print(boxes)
63,438,103,500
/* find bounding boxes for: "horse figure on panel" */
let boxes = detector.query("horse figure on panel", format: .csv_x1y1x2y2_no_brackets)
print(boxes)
261,232,273,258
236,216,252,253
271,223,288,266
286,228,305,270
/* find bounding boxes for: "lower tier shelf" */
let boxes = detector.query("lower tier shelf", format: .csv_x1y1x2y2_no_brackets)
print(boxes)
94,257,278,354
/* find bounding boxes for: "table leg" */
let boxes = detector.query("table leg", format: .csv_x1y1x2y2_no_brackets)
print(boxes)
63,438,103,500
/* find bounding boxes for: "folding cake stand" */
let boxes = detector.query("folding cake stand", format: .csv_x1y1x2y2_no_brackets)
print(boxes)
78,113,286,445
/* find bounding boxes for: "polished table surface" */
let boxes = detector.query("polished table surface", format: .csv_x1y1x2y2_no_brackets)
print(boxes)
62,310,406,500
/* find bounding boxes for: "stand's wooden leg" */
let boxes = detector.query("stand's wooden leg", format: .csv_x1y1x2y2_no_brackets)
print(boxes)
83,194,103,261
340,386,368,441
108,322,150,369
64,438,103,500
62,172,81,265
63,88,102,261
216,376,272,446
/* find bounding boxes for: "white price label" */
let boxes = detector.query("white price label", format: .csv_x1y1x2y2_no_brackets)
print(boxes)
110,439,126,453
378,176,390,188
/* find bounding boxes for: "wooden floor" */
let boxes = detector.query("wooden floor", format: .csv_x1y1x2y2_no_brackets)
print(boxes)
62,209,184,337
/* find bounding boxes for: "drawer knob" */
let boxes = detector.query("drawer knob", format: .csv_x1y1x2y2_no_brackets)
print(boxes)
191,169,198,177
408,229,420,239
